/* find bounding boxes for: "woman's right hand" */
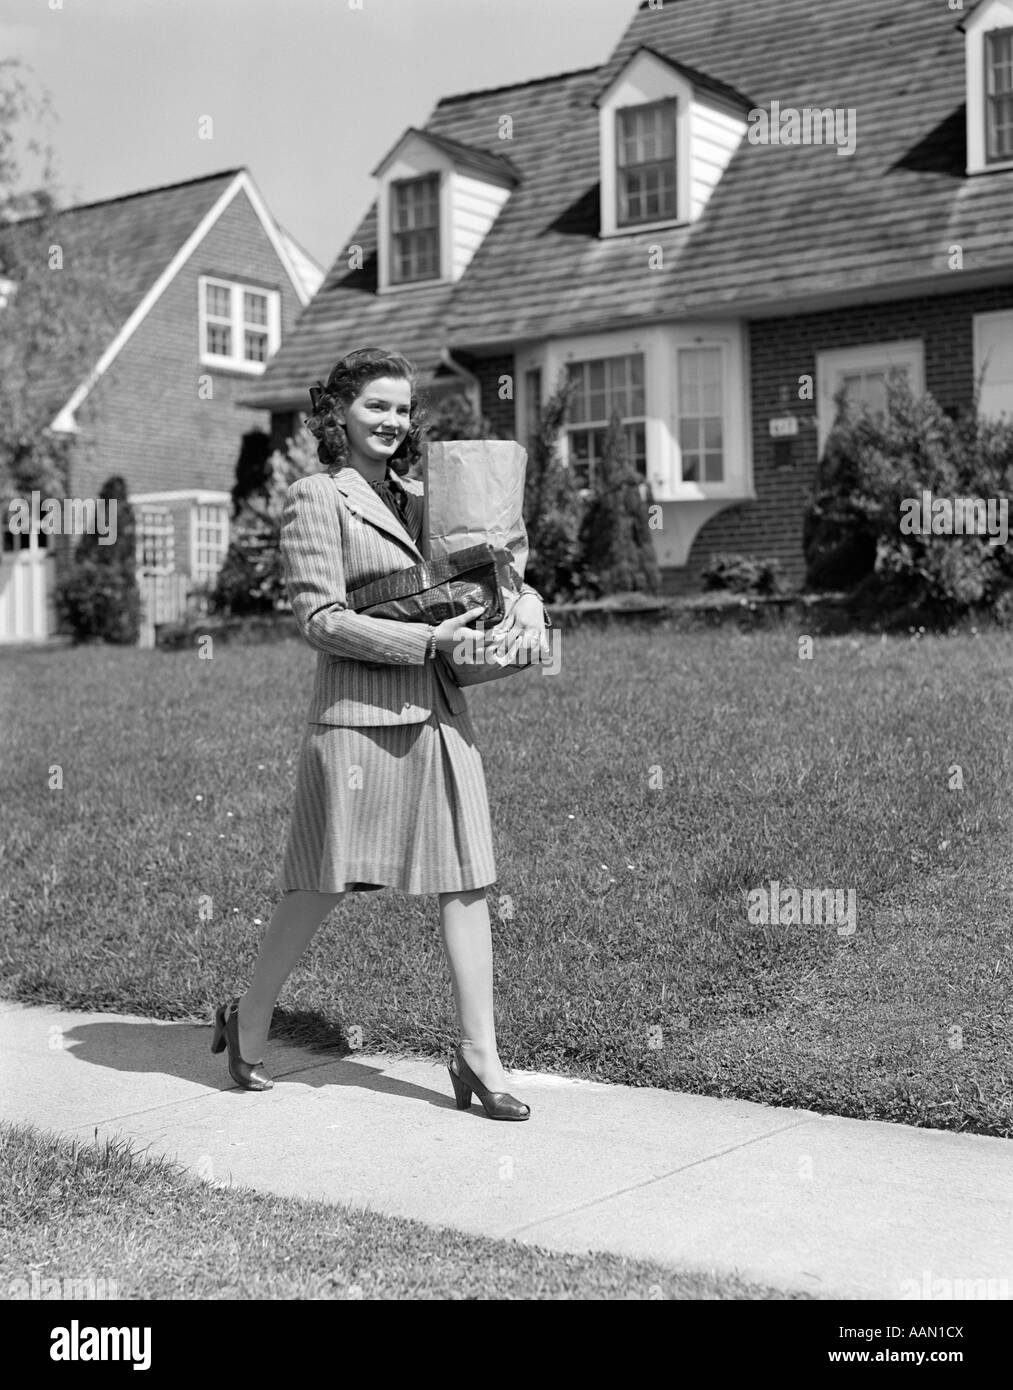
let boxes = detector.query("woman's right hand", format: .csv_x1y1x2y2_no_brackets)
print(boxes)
432,606,490,655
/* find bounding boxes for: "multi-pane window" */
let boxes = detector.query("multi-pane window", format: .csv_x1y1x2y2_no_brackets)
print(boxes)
193,504,229,584
203,283,232,357
678,348,724,484
200,279,276,368
565,353,647,488
837,368,895,421
391,174,441,283
242,290,269,362
986,29,1013,162
616,99,678,226
135,506,175,574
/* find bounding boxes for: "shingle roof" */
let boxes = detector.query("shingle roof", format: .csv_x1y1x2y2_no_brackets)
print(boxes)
591,44,754,112
245,0,1013,408
371,127,522,186
2,170,242,423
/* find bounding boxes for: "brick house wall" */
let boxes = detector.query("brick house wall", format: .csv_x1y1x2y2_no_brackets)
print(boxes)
468,354,516,439
664,283,1013,594
68,188,304,504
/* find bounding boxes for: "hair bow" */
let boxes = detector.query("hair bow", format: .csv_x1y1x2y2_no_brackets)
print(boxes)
308,381,327,413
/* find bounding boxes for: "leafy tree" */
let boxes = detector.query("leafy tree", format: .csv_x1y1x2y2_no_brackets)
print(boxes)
577,408,660,596
0,60,120,511
211,423,318,615
55,475,141,644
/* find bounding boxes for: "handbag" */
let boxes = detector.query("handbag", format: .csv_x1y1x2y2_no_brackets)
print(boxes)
346,542,515,626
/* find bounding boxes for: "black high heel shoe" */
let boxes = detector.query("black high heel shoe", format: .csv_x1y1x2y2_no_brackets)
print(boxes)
447,1046,530,1121
211,999,274,1091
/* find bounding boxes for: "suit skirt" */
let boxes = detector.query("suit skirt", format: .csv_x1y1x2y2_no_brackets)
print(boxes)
277,662,496,895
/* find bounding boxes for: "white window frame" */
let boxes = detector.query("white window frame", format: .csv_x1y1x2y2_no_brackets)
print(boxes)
515,322,751,504
376,155,452,295
815,340,925,451
190,502,230,585
198,276,281,374
615,98,680,230
135,505,175,575
389,172,442,285
962,0,1013,174
563,351,649,490
598,53,692,236
973,309,1013,419
675,345,726,486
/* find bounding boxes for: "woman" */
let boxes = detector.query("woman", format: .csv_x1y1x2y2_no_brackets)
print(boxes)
211,347,549,1120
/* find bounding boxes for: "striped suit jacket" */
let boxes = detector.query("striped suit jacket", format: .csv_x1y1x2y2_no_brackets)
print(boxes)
280,464,543,727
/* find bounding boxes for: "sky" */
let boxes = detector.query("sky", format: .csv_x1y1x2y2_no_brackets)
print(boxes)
1,0,636,269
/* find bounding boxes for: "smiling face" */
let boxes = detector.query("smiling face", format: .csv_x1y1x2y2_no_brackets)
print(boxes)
337,374,413,473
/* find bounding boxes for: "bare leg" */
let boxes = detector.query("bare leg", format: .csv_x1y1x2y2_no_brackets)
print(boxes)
438,886,513,1093
236,889,344,1063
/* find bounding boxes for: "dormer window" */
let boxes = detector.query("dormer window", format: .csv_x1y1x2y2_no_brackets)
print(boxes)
594,46,751,238
372,128,518,294
616,100,678,226
391,174,441,283
959,0,1013,173
986,28,1013,162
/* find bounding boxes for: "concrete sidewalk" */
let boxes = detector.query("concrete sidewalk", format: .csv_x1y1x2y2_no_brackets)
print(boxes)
2,999,1010,1300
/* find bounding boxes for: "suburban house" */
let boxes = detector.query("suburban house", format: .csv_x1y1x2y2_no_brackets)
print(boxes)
240,0,1013,594
0,168,323,641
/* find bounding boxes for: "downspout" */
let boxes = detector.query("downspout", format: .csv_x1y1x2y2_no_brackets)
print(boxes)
438,347,481,415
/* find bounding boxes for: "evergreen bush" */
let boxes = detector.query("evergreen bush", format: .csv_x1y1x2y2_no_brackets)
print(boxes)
55,475,141,644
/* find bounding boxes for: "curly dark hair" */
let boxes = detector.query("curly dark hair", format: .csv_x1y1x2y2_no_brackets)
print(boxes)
304,347,427,476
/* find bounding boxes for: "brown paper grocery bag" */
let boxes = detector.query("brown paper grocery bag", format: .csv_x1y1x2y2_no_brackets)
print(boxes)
421,441,530,598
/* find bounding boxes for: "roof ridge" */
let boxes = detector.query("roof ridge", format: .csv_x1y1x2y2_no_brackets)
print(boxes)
435,63,602,107
41,168,245,219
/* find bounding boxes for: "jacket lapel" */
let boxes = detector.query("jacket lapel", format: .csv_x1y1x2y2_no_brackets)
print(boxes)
330,466,423,560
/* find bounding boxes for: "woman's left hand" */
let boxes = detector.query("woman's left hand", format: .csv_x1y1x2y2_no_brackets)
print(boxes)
490,593,550,658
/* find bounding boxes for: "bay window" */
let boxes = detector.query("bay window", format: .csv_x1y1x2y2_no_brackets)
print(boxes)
564,353,647,488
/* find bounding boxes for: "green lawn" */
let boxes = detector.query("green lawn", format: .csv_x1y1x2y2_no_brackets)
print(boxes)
1,625,1010,1136
0,1121,796,1300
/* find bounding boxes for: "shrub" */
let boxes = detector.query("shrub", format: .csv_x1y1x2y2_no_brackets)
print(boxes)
701,553,786,596
803,376,1013,617
577,409,660,597
522,373,586,602
210,425,317,616
424,390,499,446
55,476,141,644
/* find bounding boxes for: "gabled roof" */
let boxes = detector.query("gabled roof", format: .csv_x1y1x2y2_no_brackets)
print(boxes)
591,44,754,112
2,169,312,431
245,0,1013,409
371,127,521,186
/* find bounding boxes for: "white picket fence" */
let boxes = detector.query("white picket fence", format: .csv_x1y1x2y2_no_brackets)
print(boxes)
137,572,195,648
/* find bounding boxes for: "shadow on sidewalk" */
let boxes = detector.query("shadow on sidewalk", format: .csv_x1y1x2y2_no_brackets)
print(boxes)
55,1012,461,1113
